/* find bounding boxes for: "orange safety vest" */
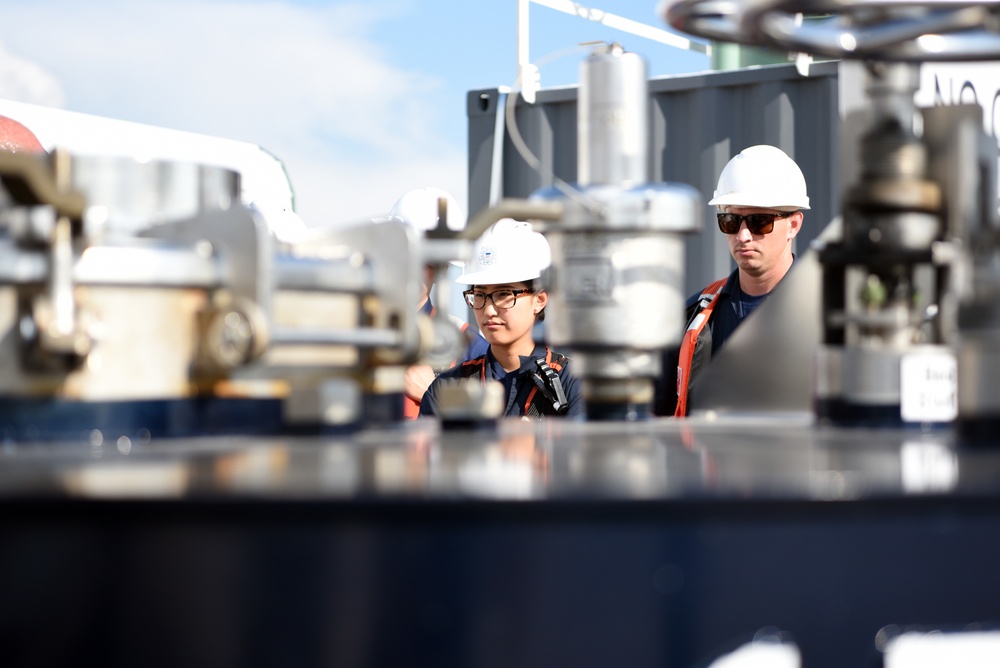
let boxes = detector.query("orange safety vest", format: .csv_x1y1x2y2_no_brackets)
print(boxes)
404,392,422,420
675,277,728,418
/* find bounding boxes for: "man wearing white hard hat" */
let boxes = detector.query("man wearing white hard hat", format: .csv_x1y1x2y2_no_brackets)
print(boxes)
668,145,809,417
419,219,583,420
384,188,489,418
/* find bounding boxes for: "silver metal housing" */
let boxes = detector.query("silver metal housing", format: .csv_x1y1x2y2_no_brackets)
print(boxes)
0,149,427,432
532,43,701,416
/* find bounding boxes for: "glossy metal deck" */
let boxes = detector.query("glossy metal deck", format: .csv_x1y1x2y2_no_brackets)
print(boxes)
0,414,996,667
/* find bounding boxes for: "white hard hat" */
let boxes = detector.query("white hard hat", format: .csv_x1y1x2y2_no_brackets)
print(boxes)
457,219,551,285
709,145,810,212
387,187,465,232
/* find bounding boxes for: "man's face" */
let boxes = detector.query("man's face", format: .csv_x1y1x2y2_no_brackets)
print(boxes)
721,206,802,277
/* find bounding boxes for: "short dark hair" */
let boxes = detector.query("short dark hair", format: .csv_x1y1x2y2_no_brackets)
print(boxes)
526,279,545,322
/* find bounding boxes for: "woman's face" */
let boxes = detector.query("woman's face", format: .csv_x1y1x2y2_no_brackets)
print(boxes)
465,282,547,349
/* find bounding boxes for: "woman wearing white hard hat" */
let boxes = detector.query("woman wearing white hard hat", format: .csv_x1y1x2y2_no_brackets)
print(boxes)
419,219,583,420
663,144,809,418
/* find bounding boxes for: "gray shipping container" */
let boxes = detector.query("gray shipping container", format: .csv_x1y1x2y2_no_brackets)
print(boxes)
467,59,841,298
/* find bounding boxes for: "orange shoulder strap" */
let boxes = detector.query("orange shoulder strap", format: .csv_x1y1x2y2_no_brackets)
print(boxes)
456,356,487,382
403,395,421,419
675,278,728,418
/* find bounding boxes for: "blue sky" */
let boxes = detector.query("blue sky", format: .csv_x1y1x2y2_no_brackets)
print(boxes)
0,0,710,227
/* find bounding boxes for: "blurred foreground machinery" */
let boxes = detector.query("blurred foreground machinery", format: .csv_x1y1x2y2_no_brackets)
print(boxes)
0,149,443,440
667,0,1000,433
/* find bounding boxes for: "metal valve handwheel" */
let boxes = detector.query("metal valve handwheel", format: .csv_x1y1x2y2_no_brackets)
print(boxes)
664,0,1000,61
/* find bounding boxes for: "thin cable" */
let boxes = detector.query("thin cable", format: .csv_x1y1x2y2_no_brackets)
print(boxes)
504,43,608,221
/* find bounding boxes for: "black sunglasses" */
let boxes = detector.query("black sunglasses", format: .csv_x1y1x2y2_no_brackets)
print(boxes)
716,212,787,235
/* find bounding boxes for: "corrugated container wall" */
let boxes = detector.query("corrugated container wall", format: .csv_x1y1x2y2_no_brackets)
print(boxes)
467,60,841,298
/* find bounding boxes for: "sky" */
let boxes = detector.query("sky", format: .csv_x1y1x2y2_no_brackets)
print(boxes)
0,0,710,229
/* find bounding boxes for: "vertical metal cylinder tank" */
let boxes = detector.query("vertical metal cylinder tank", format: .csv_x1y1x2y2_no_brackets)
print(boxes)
577,43,648,188
536,43,701,420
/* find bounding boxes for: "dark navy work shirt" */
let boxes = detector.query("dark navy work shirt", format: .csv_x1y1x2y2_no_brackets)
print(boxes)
419,344,584,419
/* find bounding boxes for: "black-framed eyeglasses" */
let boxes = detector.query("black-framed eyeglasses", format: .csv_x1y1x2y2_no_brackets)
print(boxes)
717,212,787,235
463,288,532,310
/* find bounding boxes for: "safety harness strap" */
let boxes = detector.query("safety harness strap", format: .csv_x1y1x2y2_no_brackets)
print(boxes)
675,277,728,418
460,348,567,417
457,357,487,380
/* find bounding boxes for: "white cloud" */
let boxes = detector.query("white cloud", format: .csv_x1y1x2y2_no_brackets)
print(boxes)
288,145,467,226
0,0,467,226
0,43,66,108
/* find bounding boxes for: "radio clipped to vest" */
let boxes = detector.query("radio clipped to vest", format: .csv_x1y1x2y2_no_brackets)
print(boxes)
529,357,569,416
